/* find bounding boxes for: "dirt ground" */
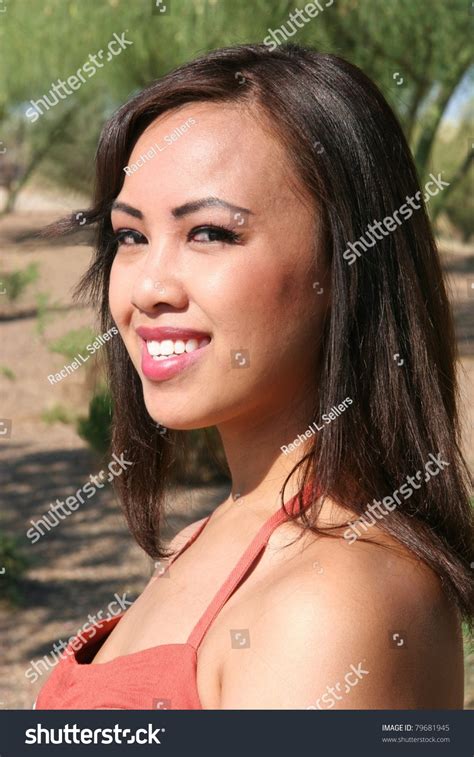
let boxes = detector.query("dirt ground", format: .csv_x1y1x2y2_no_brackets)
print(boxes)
0,190,473,709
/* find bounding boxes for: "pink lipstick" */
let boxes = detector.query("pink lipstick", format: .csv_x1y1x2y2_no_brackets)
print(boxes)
136,326,211,381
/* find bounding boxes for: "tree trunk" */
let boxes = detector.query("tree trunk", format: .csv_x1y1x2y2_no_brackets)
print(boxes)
0,104,80,216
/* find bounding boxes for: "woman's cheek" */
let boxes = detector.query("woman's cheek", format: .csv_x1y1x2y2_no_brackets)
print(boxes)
208,260,267,313
108,263,130,329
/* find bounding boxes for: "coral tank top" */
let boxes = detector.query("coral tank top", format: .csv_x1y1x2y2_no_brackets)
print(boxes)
35,487,313,710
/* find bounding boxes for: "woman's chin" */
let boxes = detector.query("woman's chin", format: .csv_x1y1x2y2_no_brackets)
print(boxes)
144,407,215,431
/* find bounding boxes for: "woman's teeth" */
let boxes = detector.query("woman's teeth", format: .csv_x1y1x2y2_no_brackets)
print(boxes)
146,337,210,360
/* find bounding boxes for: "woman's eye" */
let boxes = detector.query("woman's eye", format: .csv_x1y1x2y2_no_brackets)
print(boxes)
188,225,242,245
113,229,147,247
111,225,241,248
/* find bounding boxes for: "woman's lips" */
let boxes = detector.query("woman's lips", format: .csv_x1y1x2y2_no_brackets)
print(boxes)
136,326,211,343
136,326,212,381
140,340,210,381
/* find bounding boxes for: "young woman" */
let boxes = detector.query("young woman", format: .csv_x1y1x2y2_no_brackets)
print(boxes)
36,43,473,710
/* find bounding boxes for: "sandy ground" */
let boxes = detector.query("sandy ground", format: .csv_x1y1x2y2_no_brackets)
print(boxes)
0,192,473,709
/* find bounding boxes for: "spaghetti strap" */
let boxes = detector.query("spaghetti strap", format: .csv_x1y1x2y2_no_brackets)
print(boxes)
187,487,313,651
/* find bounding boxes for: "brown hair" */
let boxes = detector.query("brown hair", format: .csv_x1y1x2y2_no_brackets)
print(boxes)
45,43,473,622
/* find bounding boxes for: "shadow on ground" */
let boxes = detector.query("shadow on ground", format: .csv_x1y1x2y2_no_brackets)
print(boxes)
0,442,228,707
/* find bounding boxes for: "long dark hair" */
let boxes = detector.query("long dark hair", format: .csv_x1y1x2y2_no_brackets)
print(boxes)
45,43,473,622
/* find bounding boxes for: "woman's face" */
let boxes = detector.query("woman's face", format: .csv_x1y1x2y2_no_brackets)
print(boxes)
109,101,329,430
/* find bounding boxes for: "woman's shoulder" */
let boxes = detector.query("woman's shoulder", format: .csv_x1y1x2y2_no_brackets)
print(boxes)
150,515,209,579
219,514,464,708
275,517,446,606
274,525,457,633
170,514,209,548
271,498,454,621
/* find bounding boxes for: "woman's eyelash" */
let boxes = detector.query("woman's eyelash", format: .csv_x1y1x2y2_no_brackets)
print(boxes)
112,229,146,246
188,224,242,244
111,224,242,248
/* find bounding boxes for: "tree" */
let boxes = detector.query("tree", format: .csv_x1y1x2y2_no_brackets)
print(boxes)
0,0,471,219
298,0,473,202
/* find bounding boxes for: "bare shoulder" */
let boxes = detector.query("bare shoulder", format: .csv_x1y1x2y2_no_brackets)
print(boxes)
160,516,207,552
169,514,209,550
274,522,455,623
150,515,209,578
219,520,464,709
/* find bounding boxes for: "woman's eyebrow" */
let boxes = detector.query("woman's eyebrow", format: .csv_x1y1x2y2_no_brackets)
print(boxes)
111,196,253,221
172,197,253,219
111,201,143,219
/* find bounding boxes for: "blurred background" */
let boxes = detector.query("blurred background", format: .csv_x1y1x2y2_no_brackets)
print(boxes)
0,0,472,709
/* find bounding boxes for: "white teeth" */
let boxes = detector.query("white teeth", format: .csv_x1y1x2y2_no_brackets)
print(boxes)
160,339,174,356
146,336,210,358
147,340,161,356
185,339,198,353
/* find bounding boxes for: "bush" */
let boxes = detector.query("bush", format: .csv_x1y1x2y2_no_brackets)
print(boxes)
0,534,29,604
49,327,95,361
35,292,60,336
0,364,15,380
76,388,229,483
41,404,76,426
77,388,113,455
0,262,39,302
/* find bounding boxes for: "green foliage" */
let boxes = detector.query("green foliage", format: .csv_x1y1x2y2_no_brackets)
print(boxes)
430,114,473,234
40,98,103,196
49,326,95,361
1,0,472,218
463,623,473,658
41,404,76,426
0,262,39,302
77,387,113,454
35,292,60,336
0,365,16,380
0,534,29,605
445,188,474,243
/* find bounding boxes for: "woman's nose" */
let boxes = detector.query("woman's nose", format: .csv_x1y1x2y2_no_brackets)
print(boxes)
130,232,190,311
131,273,188,312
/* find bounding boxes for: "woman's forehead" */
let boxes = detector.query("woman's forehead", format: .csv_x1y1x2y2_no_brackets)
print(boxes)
126,102,308,217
